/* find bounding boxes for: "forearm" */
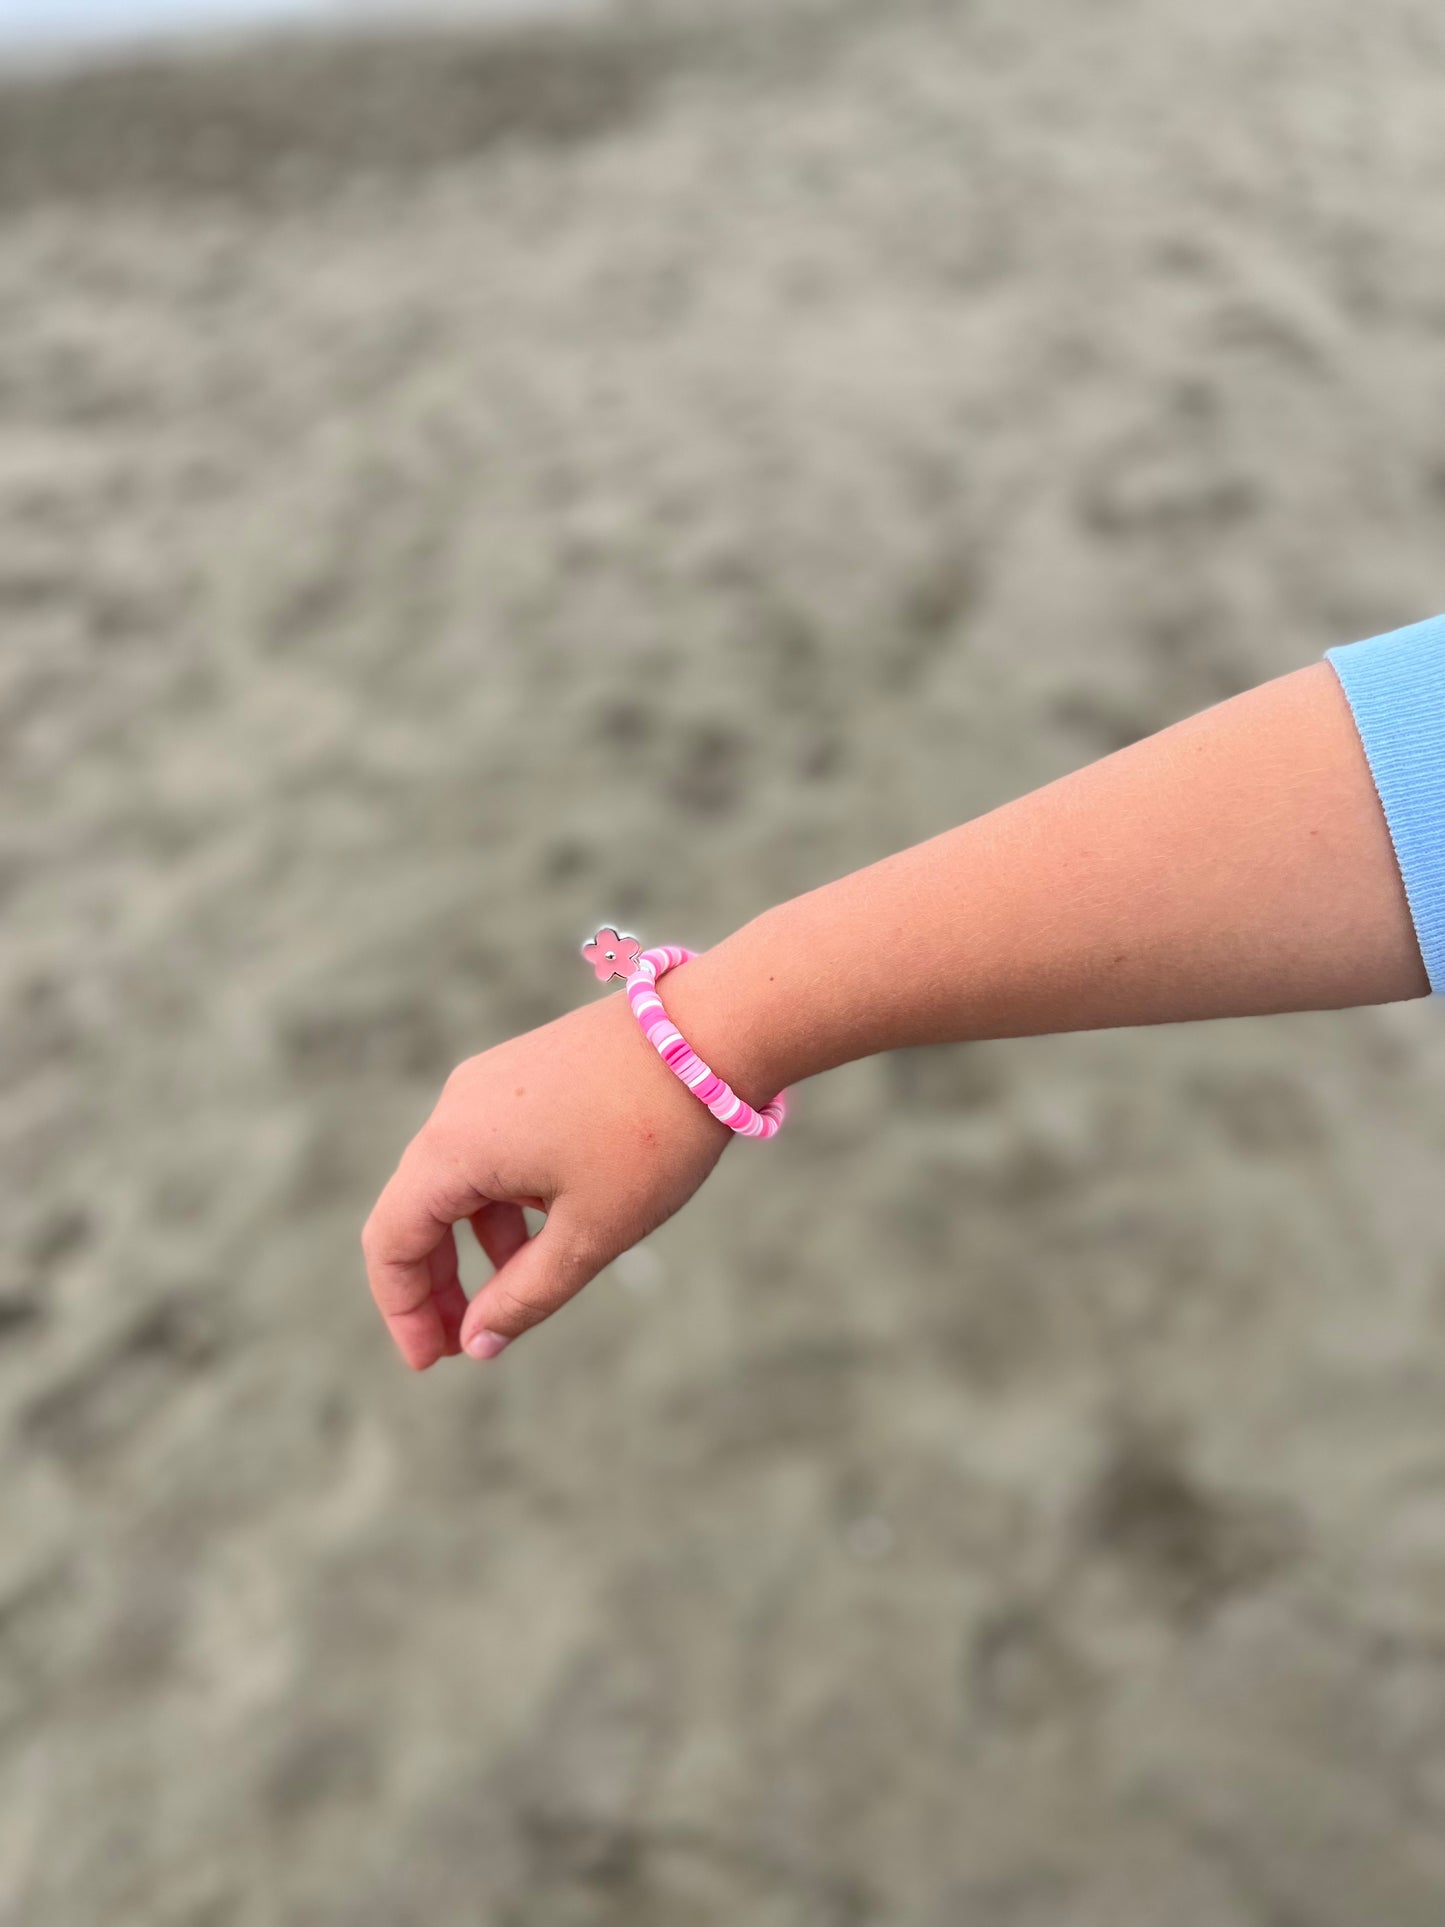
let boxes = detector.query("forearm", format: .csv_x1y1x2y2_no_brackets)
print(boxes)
663,662,1427,1104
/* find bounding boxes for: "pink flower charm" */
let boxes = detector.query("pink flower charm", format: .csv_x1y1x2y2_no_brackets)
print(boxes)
582,927,642,983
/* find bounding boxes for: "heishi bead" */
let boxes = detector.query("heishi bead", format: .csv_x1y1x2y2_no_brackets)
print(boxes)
605,940,786,1139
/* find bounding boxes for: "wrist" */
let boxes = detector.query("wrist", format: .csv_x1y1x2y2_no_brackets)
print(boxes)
646,911,799,1116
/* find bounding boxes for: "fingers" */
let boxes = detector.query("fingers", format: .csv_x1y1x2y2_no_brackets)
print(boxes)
429,1231,469,1358
361,1141,482,1372
469,1199,530,1274
458,1200,605,1360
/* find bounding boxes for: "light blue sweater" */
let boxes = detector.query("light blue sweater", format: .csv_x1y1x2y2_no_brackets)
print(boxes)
1327,614,1445,993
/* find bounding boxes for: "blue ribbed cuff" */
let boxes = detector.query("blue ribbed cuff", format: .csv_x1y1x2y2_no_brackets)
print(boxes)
1327,613,1445,994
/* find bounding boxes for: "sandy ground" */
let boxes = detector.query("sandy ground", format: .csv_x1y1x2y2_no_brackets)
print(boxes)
4,1,1445,1921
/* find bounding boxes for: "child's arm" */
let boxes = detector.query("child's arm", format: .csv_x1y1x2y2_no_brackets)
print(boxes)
663,660,1426,1097
362,654,1430,1371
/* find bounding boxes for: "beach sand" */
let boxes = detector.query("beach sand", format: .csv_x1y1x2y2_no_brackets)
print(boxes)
4,1,1445,1920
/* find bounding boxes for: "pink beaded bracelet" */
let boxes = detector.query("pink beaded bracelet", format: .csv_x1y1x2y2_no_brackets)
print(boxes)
581,927,787,1139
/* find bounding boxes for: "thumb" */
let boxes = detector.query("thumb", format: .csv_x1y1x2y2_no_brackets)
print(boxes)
459,1199,606,1360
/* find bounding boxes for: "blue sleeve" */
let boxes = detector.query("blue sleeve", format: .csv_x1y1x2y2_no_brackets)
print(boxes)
1326,613,1445,994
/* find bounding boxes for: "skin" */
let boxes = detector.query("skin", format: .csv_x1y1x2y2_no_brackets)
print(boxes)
361,660,1427,1370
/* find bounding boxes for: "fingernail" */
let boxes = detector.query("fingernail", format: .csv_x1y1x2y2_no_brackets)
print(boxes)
465,1329,512,1361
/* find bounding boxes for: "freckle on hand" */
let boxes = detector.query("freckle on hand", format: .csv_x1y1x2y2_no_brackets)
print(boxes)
514,1086,525,1097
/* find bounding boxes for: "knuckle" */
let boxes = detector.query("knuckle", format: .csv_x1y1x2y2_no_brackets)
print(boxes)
441,1056,477,1100
409,1113,449,1159
405,1118,462,1187
484,1280,537,1333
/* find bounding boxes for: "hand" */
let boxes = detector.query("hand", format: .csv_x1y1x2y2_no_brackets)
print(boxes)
361,986,734,1369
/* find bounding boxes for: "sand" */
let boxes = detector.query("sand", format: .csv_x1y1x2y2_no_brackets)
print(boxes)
4,0,1445,1920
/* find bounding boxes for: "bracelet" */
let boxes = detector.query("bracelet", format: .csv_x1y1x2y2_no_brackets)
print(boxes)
581,927,787,1139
